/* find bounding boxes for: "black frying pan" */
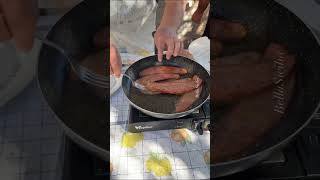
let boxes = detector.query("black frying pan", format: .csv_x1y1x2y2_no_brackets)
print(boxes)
212,0,320,177
122,55,210,119
37,0,110,161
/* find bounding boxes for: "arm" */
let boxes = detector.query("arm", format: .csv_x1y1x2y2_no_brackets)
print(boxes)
110,40,122,77
192,0,210,23
155,0,186,61
158,0,186,31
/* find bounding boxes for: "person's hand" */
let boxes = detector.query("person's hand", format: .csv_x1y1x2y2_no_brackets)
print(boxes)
154,26,183,62
0,0,37,52
110,41,122,78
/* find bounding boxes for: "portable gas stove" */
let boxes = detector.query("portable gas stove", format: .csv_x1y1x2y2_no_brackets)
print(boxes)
127,101,211,134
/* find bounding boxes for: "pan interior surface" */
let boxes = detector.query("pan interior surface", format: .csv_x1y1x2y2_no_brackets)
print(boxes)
37,0,109,160
122,55,210,114
213,0,320,170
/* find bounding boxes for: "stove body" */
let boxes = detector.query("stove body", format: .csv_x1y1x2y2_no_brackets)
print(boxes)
127,101,210,133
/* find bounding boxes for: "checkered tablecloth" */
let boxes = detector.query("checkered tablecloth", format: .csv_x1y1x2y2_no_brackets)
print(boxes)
109,56,210,179
0,80,63,180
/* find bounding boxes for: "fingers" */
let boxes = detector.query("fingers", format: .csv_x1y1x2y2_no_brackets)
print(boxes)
0,0,37,52
110,65,113,75
110,44,122,78
166,39,182,59
156,39,183,61
157,43,164,62
173,39,181,57
110,59,121,77
155,34,164,62
166,38,174,60
154,28,183,61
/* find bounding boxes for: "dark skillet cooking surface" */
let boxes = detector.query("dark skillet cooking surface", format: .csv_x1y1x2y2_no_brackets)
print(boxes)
212,0,320,166
212,0,270,56
38,0,110,160
123,55,210,114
